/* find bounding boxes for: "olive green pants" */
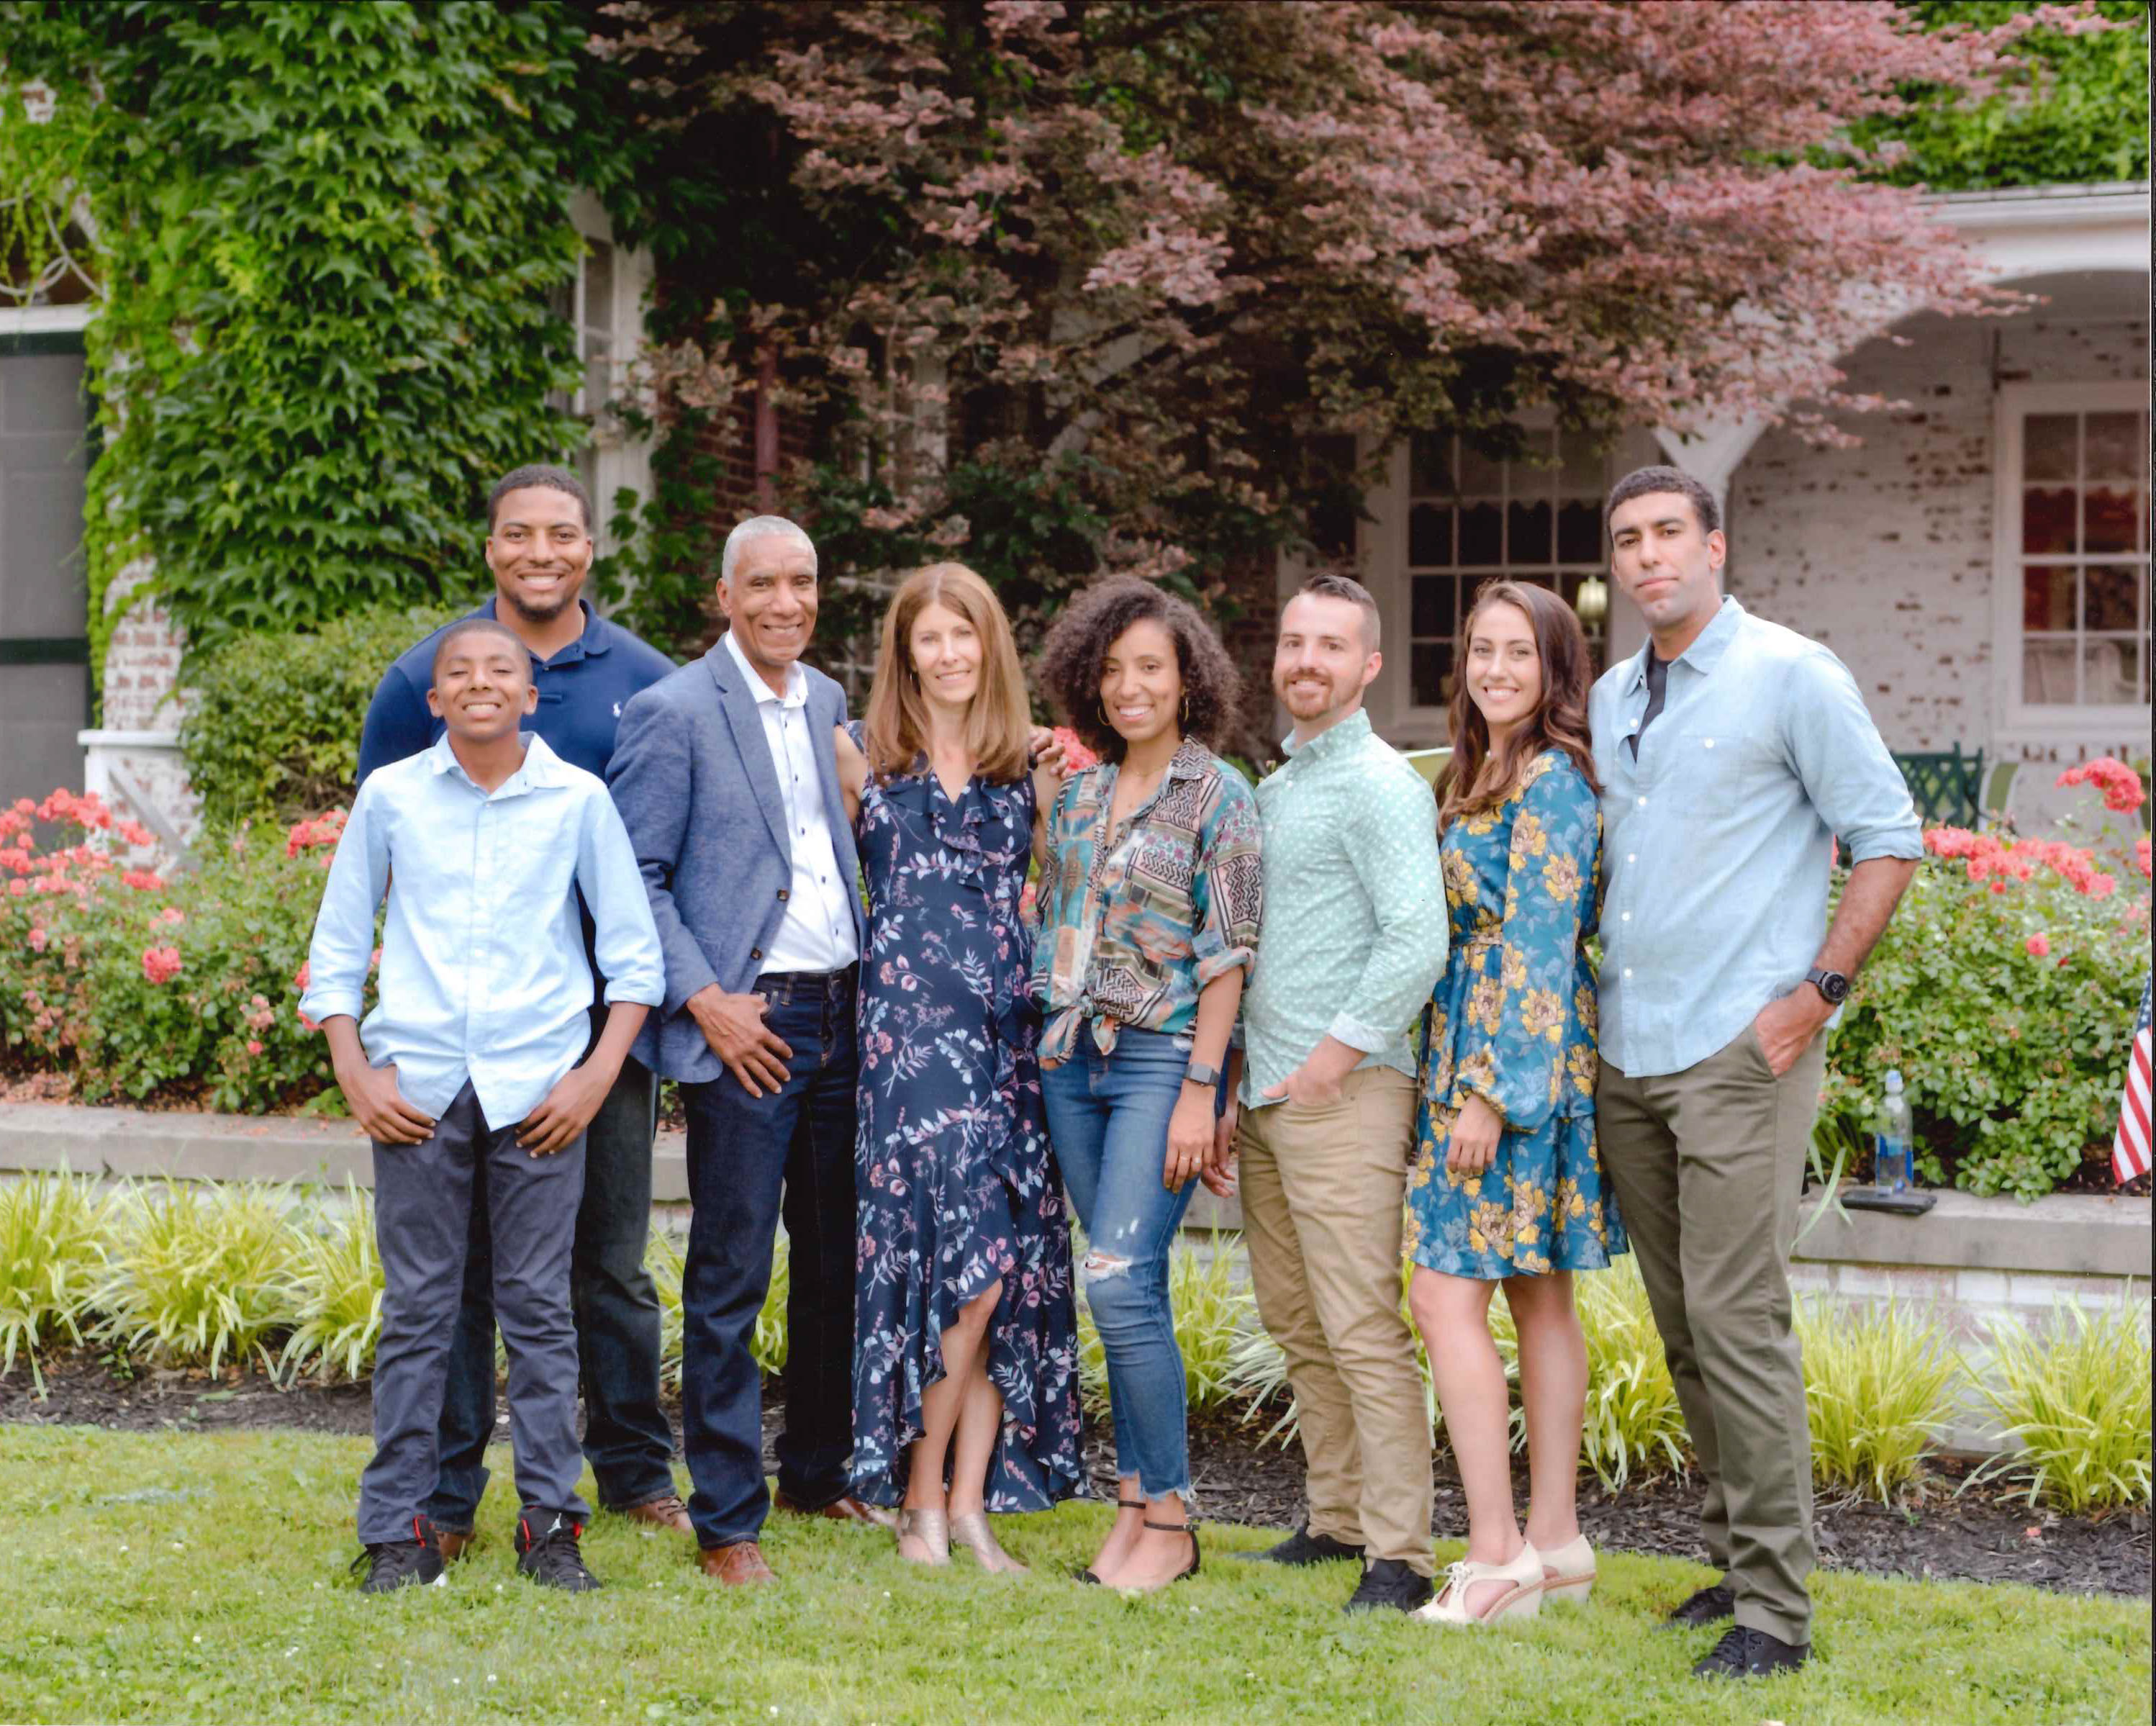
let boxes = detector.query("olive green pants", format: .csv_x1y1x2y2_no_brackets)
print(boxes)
1596,1022,1827,1647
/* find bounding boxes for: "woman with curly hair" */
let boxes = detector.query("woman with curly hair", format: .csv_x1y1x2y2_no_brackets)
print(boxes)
1403,579,1626,1628
1030,577,1264,1592
831,564,1082,1572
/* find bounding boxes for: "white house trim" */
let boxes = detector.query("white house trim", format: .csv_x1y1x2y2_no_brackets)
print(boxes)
0,302,92,338
563,191,656,566
1988,376,2152,746
1937,180,2153,279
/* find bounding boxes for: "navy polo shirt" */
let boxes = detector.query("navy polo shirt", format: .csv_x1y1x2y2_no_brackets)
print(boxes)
355,598,678,788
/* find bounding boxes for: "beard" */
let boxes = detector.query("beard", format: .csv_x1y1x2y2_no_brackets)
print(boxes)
501,578,576,625
1277,673,1340,715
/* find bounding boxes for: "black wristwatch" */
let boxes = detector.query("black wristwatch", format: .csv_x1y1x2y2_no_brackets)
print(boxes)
1805,967,1851,1006
1185,1060,1223,1088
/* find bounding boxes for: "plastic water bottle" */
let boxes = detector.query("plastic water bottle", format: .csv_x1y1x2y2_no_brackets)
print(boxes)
1874,1070,1913,1195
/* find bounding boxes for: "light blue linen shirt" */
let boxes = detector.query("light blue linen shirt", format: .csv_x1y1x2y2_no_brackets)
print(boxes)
1590,597,1922,1079
301,733,665,1129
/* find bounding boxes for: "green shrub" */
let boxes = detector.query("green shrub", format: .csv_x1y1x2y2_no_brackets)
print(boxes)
94,1180,302,1373
179,604,463,829
1971,1298,2152,1514
277,1181,384,1386
1826,801,2151,1198
1799,1298,1962,1500
0,1167,112,1393
0,788,360,1112
1570,1259,1690,1488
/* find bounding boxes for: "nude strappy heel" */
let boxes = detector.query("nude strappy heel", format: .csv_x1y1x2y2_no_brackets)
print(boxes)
894,1506,950,1565
949,1510,1027,1575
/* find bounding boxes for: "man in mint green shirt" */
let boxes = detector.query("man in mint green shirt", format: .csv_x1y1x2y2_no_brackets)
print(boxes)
1228,573,1449,1614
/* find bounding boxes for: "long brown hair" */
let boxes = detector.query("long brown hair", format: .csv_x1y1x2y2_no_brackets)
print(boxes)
1439,579,1600,831
861,562,1033,782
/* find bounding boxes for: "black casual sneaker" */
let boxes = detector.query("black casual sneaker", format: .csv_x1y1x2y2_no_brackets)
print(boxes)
353,1515,446,1595
1662,1582,1736,1629
1236,1524,1367,1567
1342,1557,1435,1614
1692,1625,1810,1680
516,1512,603,1593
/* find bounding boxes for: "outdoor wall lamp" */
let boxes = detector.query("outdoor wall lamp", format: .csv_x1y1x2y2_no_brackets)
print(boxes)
1573,575,1608,628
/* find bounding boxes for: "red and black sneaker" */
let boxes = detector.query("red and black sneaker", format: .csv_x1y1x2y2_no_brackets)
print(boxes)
516,1512,603,1593
353,1515,446,1595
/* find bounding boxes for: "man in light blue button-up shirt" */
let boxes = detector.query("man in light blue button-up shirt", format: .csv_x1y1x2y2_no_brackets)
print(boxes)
302,618,663,1592
1589,468,1919,1676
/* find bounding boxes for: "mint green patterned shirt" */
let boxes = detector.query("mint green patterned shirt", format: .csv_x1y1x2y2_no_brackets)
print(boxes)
1239,710,1449,1107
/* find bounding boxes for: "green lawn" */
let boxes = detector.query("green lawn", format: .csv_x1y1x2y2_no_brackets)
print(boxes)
2,1426,2146,1726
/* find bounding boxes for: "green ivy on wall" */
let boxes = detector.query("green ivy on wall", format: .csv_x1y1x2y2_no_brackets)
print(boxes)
1,0,604,674
1854,1,2151,190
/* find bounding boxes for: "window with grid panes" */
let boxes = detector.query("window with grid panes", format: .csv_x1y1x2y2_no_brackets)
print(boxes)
547,240,618,503
1404,428,1608,714
2014,400,2150,710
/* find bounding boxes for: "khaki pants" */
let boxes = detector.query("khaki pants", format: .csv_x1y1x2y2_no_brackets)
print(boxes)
1236,1067,1431,1573
1596,1022,1827,1646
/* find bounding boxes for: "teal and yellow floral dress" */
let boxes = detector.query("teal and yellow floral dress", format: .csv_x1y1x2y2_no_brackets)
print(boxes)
1406,749,1626,1280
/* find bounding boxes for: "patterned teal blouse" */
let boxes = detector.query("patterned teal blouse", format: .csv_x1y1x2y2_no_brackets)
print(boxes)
1029,738,1264,1063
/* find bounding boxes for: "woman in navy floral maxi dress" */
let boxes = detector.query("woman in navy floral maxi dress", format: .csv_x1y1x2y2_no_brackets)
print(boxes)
834,564,1082,1572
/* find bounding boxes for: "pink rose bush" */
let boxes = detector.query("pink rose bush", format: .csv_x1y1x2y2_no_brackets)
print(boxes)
0,790,369,1111
1823,770,2153,1199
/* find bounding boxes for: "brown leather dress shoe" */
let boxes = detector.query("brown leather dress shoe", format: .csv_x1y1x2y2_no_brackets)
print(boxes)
771,1491,897,1530
436,1529,474,1564
615,1493,694,1538
697,1540,776,1586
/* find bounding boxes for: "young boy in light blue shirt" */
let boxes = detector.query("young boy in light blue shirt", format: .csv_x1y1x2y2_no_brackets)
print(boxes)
302,618,664,1595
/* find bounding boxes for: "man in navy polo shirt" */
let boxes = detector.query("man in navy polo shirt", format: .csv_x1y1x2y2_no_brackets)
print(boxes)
356,463,688,1555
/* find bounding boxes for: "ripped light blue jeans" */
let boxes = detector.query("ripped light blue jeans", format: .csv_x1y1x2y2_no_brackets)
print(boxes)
1041,1025,1199,1501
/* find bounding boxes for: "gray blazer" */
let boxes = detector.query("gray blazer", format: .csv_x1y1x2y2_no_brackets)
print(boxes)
606,641,866,1084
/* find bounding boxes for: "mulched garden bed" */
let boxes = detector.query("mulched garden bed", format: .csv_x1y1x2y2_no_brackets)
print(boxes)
6,1353,2146,1599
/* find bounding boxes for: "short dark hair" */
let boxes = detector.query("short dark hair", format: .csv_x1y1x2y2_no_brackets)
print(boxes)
1288,570,1382,650
430,617,529,684
1604,465,1720,541
1036,577,1242,764
486,464,592,533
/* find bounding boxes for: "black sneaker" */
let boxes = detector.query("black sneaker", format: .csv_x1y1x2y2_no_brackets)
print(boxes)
1662,1582,1736,1628
516,1512,603,1593
1342,1557,1435,1614
353,1515,445,1595
1236,1524,1367,1567
1692,1625,1810,1680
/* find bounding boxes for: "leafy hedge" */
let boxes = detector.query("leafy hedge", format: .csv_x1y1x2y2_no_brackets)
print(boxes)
178,604,463,830
1824,765,2152,1198
0,790,352,1113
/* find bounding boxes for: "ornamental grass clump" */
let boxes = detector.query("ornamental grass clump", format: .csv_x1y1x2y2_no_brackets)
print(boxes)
1078,1233,1257,1417
1573,1258,1690,1488
276,1181,384,1385
1798,1298,1962,1500
0,1167,112,1393
94,1180,302,1374
1971,1298,2152,1514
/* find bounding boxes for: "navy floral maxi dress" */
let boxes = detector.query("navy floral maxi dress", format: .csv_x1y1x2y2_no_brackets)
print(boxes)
846,731,1084,1511
1406,749,1628,1280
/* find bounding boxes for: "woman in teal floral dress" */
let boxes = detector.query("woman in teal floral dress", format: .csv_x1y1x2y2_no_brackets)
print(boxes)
1405,580,1626,1629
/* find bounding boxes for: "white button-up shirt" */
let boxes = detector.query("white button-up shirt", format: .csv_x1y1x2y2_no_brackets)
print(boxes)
721,629,859,976
300,733,665,1129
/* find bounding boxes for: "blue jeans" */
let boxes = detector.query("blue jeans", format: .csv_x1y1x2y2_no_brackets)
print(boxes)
677,970,860,1547
1041,1026,1198,1501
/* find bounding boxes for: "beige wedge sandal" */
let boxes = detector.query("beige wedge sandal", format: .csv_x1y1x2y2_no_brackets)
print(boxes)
1412,1542,1544,1627
1534,1534,1596,1605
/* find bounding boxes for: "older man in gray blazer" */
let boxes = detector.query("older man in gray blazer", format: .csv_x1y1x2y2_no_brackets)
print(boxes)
607,515,882,1586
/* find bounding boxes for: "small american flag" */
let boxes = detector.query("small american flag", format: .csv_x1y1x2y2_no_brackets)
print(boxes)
2114,975,2152,1186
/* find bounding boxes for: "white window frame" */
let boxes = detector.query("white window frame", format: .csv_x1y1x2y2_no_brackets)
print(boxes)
1374,420,1612,742
561,192,656,565
1990,379,2152,743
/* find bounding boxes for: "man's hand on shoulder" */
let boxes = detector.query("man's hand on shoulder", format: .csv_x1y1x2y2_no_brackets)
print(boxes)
686,983,794,1097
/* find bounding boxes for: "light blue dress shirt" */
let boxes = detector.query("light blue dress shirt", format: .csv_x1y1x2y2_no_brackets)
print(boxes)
1590,597,1922,1079
301,733,666,1129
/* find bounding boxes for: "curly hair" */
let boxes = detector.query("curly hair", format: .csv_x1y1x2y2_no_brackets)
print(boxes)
1036,577,1242,764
